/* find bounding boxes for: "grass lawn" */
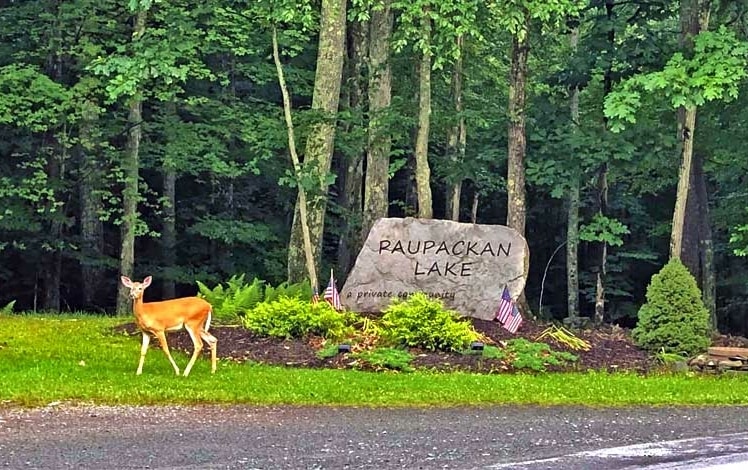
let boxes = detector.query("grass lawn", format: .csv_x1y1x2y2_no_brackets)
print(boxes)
1,313,748,408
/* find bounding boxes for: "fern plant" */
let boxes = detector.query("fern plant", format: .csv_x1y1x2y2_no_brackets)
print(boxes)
0,300,15,315
264,279,313,302
196,274,265,324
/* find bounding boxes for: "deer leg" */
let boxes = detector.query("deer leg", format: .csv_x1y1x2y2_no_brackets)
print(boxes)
153,330,180,375
182,325,203,377
200,330,218,373
136,332,151,375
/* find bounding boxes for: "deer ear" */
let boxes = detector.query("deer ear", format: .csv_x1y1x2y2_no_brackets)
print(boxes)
121,276,133,287
142,276,152,287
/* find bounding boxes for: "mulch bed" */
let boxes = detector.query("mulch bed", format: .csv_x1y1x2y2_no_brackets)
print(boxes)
112,316,695,374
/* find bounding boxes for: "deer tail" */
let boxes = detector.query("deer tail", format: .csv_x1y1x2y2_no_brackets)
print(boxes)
205,308,212,332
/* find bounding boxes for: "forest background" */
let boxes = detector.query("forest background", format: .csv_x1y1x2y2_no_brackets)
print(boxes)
2,0,748,336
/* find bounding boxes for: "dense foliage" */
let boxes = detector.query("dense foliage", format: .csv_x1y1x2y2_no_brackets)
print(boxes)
197,275,312,324
378,293,480,351
632,259,711,356
243,297,354,340
2,0,748,337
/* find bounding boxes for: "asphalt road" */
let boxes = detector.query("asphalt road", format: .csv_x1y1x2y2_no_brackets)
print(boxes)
2,404,748,469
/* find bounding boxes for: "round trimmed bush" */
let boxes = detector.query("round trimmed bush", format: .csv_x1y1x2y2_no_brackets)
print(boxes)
632,258,711,356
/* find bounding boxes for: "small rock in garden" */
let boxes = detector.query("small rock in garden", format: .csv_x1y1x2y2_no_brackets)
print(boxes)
718,359,743,369
688,354,708,367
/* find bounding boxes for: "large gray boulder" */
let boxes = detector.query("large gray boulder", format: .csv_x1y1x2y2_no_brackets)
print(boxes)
341,217,529,320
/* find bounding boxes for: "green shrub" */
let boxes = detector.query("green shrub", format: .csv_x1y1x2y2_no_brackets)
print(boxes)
197,275,313,324
243,296,354,340
505,338,578,372
352,347,414,372
632,258,711,356
379,293,479,352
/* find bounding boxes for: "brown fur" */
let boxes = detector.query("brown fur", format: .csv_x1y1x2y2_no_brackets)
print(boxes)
121,276,217,376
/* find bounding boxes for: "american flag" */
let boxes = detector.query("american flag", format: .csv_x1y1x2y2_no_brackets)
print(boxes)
311,288,320,304
323,271,342,311
502,303,523,334
494,285,513,324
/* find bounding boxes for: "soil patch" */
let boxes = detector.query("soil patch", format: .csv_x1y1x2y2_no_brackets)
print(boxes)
112,317,673,374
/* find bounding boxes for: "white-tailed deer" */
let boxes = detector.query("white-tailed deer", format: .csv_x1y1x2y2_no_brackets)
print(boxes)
120,276,217,376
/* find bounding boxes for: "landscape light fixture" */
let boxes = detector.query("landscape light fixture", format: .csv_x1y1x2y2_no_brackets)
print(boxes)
470,341,484,351
338,344,352,354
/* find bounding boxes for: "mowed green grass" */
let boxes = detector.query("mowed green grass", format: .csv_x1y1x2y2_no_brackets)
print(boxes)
1,314,748,408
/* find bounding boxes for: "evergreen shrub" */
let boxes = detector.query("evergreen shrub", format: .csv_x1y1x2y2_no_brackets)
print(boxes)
632,258,711,356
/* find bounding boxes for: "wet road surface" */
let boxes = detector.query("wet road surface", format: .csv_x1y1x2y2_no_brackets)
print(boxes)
2,404,748,469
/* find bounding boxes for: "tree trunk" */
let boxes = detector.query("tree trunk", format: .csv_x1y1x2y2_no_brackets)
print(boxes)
362,0,393,239
41,249,61,311
287,0,347,284
117,9,146,316
674,0,715,329
337,15,369,277
41,5,63,312
671,108,698,259
594,0,615,325
160,101,178,300
566,25,581,319
507,24,529,236
507,13,530,315
671,0,711,259
694,154,716,328
41,149,62,312
273,27,320,292
162,166,176,300
414,8,433,219
470,191,479,223
79,100,104,309
446,34,466,222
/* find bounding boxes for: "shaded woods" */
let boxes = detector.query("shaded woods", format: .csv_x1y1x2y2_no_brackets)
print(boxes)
2,0,748,335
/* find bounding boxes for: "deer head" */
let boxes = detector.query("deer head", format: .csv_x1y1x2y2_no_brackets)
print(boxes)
121,276,152,300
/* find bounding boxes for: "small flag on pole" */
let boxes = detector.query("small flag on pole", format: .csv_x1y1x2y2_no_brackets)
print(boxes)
494,285,513,324
502,303,523,334
324,269,342,311
311,287,320,304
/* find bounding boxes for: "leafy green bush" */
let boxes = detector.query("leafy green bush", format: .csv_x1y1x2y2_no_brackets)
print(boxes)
379,293,479,352
243,296,354,340
352,347,414,372
632,258,711,356
197,275,313,324
505,338,578,372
